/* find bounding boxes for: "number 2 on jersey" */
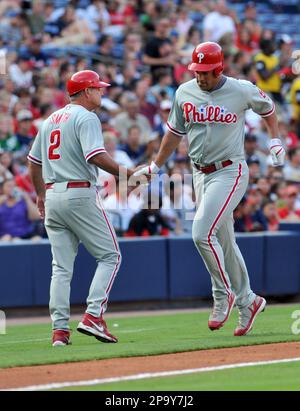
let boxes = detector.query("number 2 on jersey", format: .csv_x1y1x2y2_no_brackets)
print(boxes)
48,130,61,160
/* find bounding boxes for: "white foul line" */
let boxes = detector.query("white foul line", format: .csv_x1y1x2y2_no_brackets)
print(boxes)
3,357,300,391
0,328,157,346
0,338,49,346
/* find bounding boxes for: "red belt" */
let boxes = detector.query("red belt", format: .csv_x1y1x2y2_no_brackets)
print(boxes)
45,181,91,190
194,160,232,174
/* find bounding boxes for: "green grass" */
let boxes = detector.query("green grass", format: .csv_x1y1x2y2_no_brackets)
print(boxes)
0,304,299,369
61,361,300,391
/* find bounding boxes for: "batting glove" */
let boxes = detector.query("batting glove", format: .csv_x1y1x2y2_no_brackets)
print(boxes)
133,161,160,177
269,138,285,166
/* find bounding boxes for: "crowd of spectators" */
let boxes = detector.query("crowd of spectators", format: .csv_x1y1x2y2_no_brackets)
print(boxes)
0,0,300,241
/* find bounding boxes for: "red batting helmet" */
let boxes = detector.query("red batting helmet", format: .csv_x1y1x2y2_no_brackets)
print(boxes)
66,70,110,96
188,42,224,76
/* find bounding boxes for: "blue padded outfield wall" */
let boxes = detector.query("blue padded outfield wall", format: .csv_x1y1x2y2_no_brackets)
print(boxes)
0,231,300,308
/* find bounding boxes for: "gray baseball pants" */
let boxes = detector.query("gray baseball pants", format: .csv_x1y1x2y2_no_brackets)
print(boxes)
45,183,121,331
192,160,256,308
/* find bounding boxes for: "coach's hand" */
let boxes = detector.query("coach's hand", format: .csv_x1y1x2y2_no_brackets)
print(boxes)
269,138,285,166
36,195,45,219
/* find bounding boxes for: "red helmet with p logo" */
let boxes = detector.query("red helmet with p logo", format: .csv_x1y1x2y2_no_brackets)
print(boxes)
66,70,110,96
188,42,224,76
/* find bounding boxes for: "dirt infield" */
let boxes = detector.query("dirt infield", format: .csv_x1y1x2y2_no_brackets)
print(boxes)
1,342,300,390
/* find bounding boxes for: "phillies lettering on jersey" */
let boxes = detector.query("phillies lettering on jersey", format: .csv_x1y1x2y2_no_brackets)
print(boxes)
167,77,275,165
183,103,237,124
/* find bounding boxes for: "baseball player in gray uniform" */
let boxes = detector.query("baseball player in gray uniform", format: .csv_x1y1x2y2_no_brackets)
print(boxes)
28,70,134,346
134,42,285,336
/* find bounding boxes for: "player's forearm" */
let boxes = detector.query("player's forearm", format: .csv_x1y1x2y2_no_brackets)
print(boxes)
154,130,182,168
89,152,133,178
28,162,45,197
262,112,280,139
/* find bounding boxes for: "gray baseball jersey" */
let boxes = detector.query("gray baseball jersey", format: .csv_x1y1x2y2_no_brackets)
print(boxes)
167,76,274,165
27,103,121,331
28,104,106,184
166,76,274,311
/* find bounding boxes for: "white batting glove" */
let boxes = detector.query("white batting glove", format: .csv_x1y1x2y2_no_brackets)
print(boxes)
133,161,160,177
269,138,285,166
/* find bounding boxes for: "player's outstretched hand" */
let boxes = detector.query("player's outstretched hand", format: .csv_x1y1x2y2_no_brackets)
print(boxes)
133,161,160,177
269,138,285,166
130,162,160,186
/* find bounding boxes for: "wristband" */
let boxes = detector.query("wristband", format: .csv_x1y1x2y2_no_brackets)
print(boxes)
269,138,282,149
151,161,160,173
